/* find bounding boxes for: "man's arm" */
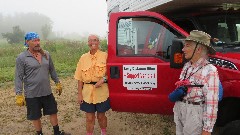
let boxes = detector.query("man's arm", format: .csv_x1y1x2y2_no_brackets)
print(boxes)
77,80,84,104
203,70,219,133
15,56,24,95
74,57,84,103
48,54,60,83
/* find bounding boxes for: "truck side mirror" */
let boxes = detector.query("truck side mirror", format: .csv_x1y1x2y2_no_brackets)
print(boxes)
170,39,186,69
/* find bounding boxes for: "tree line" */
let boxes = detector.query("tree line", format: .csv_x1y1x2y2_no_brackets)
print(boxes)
0,12,52,44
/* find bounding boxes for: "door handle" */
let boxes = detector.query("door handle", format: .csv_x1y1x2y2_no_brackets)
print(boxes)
110,66,120,79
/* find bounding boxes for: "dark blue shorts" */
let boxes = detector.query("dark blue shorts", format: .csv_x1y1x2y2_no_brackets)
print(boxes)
80,98,111,113
25,93,58,120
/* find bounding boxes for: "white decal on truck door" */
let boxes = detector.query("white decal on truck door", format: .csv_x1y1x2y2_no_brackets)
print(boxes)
123,65,157,90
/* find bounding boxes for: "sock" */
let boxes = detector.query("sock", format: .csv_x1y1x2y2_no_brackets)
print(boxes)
101,128,106,134
53,124,60,135
36,130,43,135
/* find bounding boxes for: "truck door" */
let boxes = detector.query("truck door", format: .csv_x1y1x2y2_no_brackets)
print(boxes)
107,11,188,114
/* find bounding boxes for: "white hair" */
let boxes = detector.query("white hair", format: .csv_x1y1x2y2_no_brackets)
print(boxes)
88,34,100,40
198,44,208,57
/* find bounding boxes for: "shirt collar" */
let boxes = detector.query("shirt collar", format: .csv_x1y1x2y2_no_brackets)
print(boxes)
188,57,208,68
88,50,100,58
24,50,33,57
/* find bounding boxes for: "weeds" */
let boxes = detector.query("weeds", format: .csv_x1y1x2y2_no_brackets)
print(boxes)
0,39,108,85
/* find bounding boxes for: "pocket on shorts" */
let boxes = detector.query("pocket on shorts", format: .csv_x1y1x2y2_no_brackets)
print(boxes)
185,106,203,134
173,104,179,124
192,106,203,126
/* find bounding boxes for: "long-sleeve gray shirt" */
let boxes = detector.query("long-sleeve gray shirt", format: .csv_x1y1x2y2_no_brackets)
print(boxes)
15,50,59,98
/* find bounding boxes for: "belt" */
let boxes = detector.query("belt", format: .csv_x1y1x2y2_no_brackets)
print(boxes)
180,99,205,105
85,81,108,85
85,82,97,85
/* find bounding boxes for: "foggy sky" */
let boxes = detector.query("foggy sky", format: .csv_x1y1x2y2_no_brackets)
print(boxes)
0,0,108,37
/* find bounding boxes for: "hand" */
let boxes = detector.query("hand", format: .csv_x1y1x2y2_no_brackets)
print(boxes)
15,95,26,106
78,94,83,104
202,130,211,135
56,82,62,96
94,78,105,88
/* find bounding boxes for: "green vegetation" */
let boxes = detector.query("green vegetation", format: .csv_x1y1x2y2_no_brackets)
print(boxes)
2,26,25,44
0,39,108,85
0,12,53,39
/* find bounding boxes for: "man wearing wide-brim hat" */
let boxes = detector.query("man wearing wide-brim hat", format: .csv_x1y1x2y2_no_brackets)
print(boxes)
173,30,220,135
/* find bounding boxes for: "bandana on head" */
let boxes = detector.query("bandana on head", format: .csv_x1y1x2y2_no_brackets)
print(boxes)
24,32,39,47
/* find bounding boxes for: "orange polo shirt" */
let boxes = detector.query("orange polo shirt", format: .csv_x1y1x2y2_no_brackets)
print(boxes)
74,50,109,104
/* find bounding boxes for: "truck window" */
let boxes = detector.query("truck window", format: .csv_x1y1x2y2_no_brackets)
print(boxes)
198,13,240,52
173,19,196,33
117,17,181,60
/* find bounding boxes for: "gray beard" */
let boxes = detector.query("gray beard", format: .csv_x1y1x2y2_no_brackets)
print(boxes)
33,46,40,51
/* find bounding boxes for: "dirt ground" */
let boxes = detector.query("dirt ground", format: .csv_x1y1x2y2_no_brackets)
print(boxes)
0,77,175,135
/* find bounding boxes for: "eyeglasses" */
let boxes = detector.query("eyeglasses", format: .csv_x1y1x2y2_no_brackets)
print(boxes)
88,39,99,42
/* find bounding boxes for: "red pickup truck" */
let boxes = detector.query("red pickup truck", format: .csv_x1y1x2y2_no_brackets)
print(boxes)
106,1,240,134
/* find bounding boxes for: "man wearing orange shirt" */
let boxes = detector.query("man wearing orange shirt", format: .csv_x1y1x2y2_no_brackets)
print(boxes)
74,34,110,135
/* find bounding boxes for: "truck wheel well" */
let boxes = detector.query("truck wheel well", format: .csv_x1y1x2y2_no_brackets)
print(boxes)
216,97,240,126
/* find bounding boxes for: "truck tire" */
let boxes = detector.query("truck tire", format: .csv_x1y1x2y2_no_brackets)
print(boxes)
220,120,240,135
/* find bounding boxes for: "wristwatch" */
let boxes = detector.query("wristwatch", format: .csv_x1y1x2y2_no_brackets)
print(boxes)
103,76,107,83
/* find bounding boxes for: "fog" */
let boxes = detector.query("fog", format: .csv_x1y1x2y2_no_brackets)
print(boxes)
0,0,108,38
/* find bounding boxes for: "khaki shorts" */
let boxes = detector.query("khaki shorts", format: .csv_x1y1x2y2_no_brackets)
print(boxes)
173,101,203,135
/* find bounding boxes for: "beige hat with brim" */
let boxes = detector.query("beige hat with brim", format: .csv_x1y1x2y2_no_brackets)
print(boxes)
184,30,216,55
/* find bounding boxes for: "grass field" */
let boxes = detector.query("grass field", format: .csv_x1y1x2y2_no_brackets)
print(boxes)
0,39,107,86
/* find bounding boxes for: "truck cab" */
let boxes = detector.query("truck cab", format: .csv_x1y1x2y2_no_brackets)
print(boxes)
106,0,240,133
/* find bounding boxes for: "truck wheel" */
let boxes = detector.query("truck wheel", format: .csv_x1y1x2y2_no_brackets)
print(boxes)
220,120,240,135
216,98,240,126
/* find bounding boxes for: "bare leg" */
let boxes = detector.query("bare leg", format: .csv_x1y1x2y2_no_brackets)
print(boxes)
50,113,58,126
86,113,96,133
32,119,42,131
97,112,107,129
